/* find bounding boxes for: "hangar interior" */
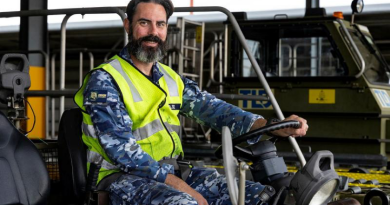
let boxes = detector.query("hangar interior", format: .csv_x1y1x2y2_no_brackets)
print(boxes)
1,0,390,204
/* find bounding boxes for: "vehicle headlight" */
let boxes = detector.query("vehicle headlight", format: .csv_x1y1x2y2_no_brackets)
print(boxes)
290,151,340,205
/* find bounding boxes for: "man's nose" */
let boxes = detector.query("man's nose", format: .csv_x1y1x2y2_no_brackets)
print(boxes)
149,24,158,36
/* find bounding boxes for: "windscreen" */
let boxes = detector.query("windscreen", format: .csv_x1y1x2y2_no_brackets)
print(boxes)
233,24,348,78
348,26,390,85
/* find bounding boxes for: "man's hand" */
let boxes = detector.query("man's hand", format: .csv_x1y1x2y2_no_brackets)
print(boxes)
165,174,209,205
250,115,309,137
272,115,308,137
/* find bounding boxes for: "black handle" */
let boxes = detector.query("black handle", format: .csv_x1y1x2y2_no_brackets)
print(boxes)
0,53,29,74
232,120,301,145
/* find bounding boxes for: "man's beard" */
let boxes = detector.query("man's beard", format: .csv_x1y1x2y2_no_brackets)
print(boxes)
127,32,166,63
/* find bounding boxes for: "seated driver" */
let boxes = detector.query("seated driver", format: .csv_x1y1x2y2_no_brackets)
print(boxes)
74,0,309,204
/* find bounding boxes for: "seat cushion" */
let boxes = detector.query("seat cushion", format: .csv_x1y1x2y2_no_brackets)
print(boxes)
0,111,50,204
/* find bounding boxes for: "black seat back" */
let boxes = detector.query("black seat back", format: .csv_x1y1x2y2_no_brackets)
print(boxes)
58,108,86,204
0,111,50,204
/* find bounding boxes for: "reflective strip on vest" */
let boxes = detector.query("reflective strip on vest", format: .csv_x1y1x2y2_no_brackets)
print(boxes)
163,122,181,135
172,124,180,134
133,119,163,141
109,59,143,102
82,123,97,139
133,119,181,141
158,64,179,97
87,150,118,170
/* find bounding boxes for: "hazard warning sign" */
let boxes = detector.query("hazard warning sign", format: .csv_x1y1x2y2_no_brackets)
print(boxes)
309,89,336,104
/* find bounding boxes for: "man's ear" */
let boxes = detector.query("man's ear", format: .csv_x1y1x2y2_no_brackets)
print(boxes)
124,18,130,34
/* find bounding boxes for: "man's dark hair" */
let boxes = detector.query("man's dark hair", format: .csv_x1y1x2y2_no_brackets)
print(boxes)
126,0,174,24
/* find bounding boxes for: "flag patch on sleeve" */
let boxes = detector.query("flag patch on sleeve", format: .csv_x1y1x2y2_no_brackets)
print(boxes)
89,90,108,103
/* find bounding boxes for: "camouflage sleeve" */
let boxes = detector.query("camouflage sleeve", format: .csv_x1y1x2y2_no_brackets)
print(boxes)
179,77,263,139
83,70,174,183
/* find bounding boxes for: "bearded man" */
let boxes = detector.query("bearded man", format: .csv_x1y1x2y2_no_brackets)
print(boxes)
74,0,308,204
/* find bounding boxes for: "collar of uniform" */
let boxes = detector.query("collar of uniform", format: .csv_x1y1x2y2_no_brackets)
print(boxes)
119,46,164,83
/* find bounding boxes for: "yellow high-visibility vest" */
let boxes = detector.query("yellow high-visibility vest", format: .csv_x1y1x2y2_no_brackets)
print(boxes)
74,55,184,183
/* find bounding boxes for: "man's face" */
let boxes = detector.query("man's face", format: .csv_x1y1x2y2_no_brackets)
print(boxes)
126,2,168,63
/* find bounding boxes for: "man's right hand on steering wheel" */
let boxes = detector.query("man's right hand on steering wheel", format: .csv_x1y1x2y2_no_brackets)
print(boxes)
250,115,309,138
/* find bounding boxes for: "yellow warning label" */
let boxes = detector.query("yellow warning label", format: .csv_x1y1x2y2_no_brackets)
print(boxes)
196,26,202,43
309,89,335,104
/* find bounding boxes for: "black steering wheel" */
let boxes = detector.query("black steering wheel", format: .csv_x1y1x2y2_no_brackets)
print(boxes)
215,120,301,159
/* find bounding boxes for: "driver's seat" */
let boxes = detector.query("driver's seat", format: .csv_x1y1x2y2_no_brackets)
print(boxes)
58,108,87,204
0,110,50,204
58,108,110,205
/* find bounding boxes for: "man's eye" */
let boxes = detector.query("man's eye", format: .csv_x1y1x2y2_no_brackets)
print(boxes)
139,21,148,26
157,22,166,27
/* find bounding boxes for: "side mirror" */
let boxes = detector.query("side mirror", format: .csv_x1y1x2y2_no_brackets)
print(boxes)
351,0,364,14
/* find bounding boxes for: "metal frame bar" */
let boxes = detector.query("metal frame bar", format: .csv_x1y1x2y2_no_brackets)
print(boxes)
0,6,305,165
79,52,84,86
218,32,224,93
175,17,205,90
173,6,306,165
336,19,366,78
224,24,229,78
208,40,223,84
50,54,56,139
0,7,127,139
0,7,127,122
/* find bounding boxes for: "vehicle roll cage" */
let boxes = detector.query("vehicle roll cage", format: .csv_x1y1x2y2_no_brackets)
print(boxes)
2,6,360,166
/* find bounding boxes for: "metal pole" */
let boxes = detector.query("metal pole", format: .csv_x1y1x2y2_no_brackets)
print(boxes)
177,18,184,75
224,24,228,78
279,39,283,76
79,52,83,87
60,14,72,117
199,22,205,91
0,7,126,18
212,93,269,101
210,44,215,85
50,54,56,139
44,52,50,139
88,52,94,70
218,32,224,93
306,0,319,9
26,90,77,97
174,6,307,165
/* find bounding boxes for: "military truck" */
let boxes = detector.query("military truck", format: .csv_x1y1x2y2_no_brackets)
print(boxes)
216,4,390,168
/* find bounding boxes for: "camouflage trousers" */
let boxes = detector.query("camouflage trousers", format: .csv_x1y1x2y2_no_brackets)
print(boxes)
108,167,267,205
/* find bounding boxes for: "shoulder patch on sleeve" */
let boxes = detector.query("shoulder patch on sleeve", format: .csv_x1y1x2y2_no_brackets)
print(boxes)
88,90,108,104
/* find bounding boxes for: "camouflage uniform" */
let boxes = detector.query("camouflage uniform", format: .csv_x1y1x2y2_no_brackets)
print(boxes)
83,47,268,204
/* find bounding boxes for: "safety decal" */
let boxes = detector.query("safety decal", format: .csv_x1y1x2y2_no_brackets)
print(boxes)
196,26,202,43
238,89,273,110
373,89,390,108
169,103,181,110
309,89,335,104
